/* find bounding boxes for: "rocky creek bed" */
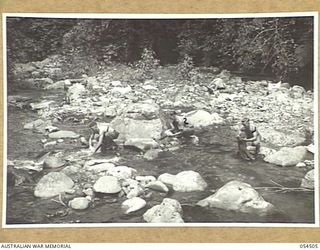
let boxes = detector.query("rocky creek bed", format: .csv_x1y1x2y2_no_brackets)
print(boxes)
6,60,316,224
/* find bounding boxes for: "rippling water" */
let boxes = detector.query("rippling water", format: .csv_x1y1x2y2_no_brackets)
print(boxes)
6,90,315,225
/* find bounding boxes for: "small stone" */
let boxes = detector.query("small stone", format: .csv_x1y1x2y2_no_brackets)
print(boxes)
146,181,169,193
45,126,59,133
68,197,90,210
296,162,307,168
121,197,147,214
83,188,94,197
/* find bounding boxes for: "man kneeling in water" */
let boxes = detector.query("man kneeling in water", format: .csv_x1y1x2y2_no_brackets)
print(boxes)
237,128,255,160
237,118,261,160
89,122,119,154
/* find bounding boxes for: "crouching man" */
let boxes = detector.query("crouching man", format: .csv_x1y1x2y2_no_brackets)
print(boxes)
89,122,119,155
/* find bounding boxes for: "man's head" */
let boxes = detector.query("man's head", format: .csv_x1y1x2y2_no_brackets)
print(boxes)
241,117,250,127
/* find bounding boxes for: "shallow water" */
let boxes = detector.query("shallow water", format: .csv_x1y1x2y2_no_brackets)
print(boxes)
6,90,315,225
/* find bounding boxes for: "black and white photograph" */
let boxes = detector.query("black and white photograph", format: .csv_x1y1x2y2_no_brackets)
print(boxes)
3,13,318,226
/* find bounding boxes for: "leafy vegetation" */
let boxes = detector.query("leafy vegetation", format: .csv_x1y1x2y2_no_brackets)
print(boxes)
7,17,314,87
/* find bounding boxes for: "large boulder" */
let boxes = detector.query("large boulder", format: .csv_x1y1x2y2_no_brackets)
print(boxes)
300,169,314,189
197,180,274,215
259,147,277,157
93,176,122,194
259,127,306,147
183,110,224,128
110,117,163,140
263,146,308,167
34,172,74,198
158,171,207,192
143,198,184,223
110,101,164,141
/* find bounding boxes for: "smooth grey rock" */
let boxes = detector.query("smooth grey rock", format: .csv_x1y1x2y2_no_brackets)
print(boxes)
145,180,169,193
93,176,121,194
34,172,74,198
111,117,163,140
158,171,207,192
158,173,177,186
197,180,274,215
121,197,147,214
264,146,308,167
173,171,208,192
68,197,90,210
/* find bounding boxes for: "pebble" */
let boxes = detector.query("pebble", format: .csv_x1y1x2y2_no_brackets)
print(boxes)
296,162,307,168
69,197,89,210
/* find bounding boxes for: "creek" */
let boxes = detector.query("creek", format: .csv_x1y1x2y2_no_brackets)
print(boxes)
6,89,315,225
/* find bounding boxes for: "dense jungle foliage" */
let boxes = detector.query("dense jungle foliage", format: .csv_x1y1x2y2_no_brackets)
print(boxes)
7,17,314,88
